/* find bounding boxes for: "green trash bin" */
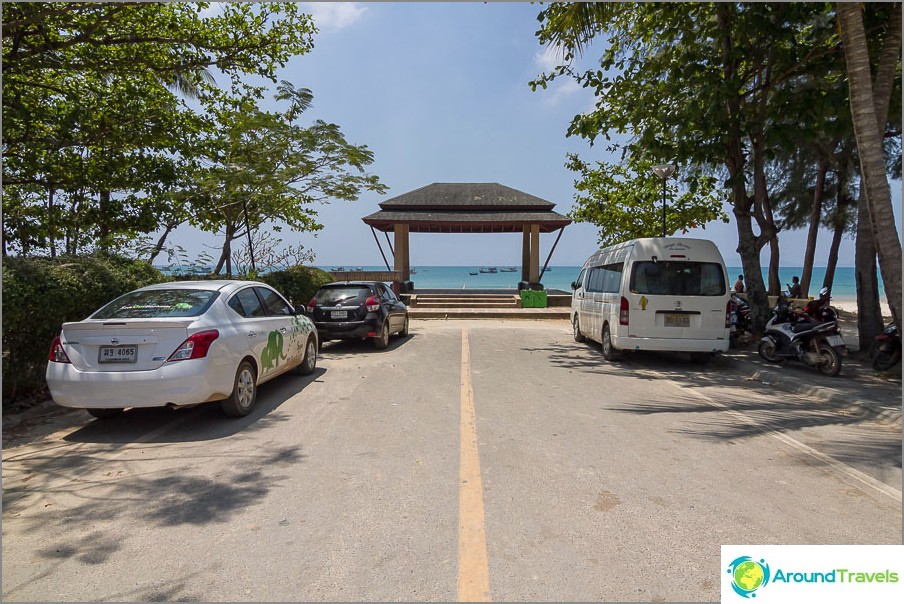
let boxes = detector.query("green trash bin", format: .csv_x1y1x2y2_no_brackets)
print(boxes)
520,289,547,308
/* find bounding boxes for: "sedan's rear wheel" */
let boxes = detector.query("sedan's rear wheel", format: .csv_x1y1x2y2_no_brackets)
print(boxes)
87,408,124,419
220,360,257,417
399,315,410,338
374,320,390,350
294,335,317,375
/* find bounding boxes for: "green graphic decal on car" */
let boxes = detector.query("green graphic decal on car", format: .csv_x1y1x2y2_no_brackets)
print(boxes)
261,330,288,373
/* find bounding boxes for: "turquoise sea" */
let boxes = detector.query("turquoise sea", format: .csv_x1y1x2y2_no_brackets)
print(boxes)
320,265,880,302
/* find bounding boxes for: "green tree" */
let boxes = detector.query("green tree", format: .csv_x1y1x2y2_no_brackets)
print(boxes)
2,2,315,255
837,2,902,327
565,154,727,246
186,84,387,276
532,2,899,333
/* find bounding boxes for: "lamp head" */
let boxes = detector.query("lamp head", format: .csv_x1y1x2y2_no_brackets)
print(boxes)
651,164,676,179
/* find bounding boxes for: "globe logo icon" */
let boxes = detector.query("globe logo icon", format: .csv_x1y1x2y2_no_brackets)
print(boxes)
727,556,770,598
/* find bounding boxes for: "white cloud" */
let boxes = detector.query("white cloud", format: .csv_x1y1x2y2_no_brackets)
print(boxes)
301,2,367,32
533,44,567,73
534,45,582,106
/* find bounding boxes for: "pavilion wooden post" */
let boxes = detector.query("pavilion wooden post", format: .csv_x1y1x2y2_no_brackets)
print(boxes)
521,225,531,283
394,223,410,285
529,224,540,284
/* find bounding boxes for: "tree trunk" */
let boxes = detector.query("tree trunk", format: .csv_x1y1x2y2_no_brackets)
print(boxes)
47,185,56,258
853,1,900,349
838,2,902,326
823,213,844,295
800,159,828,298
99,190,111,252
148,224,175,264
214,223,236,276
855,195,885,352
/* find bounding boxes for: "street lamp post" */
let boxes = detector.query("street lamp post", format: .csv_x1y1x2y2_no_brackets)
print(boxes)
651,164,676,237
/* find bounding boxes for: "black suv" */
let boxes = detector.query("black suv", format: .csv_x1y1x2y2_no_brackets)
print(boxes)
307,281,409,349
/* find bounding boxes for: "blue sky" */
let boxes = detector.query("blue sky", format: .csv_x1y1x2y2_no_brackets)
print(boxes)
168,2,901,268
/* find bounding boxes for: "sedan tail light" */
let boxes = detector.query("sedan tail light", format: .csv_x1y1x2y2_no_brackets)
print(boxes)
619,297,630,326
365,296,380,312
48,336,71,363
167,330,219,362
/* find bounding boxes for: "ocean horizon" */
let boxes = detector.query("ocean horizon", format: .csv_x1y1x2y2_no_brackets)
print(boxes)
317,265,881,302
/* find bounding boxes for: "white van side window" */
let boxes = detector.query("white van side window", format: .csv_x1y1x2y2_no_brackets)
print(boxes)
629,261,726,296
586,263,623,293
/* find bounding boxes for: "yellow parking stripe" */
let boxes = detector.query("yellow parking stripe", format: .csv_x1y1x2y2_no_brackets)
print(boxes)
458,328,491,602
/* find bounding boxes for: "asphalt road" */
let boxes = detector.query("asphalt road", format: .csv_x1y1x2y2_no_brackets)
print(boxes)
2,319,901,602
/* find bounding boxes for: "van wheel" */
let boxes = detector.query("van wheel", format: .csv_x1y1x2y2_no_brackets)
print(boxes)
573,317,585,343
602,325,620,361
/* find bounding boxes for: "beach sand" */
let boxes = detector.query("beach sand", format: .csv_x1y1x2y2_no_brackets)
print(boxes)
831,299,892,319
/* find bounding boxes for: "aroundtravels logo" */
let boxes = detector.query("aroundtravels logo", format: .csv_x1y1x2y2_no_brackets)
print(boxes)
726,556,771,598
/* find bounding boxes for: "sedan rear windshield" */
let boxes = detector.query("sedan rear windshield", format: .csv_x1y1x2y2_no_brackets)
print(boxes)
629,261,726,296
314,286,373,304
91,290,219,319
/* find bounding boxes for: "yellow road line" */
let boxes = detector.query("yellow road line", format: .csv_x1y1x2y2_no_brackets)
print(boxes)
458,328,491,602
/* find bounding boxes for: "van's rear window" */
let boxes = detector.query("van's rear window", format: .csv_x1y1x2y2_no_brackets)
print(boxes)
92,290,219,319
629,262,725,296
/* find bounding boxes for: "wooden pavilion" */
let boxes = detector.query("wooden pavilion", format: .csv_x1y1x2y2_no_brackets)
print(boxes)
361,182,571,291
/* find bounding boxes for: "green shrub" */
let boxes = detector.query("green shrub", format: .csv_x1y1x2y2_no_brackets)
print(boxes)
2,254,168,407
258,266,335,309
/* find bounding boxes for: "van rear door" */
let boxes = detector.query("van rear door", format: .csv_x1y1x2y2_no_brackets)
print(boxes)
625,260,728,340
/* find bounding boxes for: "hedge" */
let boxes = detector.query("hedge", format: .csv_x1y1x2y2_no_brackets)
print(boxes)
2,255,168,407
1,258,334,410
257,265,335,309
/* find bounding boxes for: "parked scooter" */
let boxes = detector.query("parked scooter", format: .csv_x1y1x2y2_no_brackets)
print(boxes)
729,292,751,346
870,322,901,371
757,293,845,376
799,287,838,323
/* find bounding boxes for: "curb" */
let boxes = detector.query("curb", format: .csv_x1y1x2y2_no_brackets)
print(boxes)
720,355,902,424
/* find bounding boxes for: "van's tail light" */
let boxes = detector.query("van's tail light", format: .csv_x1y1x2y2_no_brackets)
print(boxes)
168,330,219,362
619,297,630,326
725,300,732,328
365,296,380,312
48,336,71,363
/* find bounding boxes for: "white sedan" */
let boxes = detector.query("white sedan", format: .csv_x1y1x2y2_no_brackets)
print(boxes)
46,280,319,419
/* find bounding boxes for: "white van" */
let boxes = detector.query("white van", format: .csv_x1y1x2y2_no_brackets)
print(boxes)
570,237,731,361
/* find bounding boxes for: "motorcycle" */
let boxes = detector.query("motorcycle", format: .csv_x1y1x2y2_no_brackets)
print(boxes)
799,287,838,323
757,293,845,376
870,322,901,371
729,292,751,346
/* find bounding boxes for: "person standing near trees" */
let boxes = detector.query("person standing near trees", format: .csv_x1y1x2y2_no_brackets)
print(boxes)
733,275,745,293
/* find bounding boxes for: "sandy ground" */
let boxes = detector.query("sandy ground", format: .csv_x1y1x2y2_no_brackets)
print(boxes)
832,299,892,318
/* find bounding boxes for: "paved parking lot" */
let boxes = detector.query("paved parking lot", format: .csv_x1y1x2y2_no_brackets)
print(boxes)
2,319,901,601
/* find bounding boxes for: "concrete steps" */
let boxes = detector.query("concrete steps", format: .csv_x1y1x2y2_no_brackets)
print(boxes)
405,291,570,319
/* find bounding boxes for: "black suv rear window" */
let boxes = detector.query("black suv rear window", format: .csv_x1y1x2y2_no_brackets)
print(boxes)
315,286,373,304
92,289,218,319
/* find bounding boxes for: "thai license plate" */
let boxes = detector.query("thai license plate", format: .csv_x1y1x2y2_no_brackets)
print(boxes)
99,346,137,363
826,334,845,347
664,313,690,328
330,310,348,319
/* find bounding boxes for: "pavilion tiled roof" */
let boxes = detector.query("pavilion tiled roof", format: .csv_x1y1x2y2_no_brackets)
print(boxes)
363,182,571,233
